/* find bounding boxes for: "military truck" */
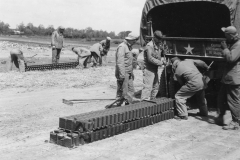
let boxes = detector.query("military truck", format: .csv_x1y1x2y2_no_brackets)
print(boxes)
140,0,240,107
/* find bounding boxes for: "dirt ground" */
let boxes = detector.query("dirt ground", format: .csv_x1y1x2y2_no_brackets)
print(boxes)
1,40,240,160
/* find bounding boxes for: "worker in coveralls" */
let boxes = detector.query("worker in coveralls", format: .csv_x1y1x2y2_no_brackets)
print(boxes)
89,42,103,67
171,57,209,120
7,49,25,72
141,30,166,100
72,47,91,68
51,26,65,64
215,26,240,130
99,37,111,66
115,32,139,106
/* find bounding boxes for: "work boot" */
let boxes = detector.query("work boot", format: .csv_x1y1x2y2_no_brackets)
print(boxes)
174,115,188,120
196,112,208,117
222,121,239,130
214,115,224,126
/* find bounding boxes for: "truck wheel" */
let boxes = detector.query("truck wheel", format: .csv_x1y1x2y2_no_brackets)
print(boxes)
158,67,167,97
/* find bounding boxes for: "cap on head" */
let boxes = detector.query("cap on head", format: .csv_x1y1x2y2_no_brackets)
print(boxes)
125,32,139,40
221,26,238,36
170,57,180,64
59,26,65,30
154,30,164,40
106,37,111,40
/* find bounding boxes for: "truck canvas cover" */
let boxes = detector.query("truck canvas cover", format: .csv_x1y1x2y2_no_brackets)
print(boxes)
140,0,240,46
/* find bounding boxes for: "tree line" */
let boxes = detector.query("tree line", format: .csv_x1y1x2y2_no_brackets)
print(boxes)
0,21,132,40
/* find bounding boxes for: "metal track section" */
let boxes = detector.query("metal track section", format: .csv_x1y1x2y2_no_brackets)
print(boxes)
49,97,175,148
25,62,79,71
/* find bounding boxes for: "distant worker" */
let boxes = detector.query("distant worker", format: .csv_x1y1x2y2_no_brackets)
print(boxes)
72,47,91,68
215,26,240,130
90,42,103,67
141,30,166,100
51,26,65,64
171,57,209,120
115,32,139,106
99,37,111,66
7,49,25,72
132,48,143,69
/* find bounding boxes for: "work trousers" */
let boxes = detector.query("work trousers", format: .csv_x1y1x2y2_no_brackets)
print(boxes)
52,48,61,64
217,83,240,122
116,73,135,103
100,54,107,66
8,54,25,72
77,56,89,68
90,52,100,66
141,68,159,100
175,86,207,117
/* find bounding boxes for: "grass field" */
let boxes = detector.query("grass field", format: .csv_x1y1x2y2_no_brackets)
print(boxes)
0,35,141,49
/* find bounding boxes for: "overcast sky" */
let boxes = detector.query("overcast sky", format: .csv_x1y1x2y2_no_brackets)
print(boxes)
0,0,146,34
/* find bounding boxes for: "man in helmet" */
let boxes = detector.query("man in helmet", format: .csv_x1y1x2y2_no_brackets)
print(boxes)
51,26,65,64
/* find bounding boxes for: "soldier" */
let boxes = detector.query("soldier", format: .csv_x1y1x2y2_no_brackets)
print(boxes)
71,47,91,68
51,26,65,64
99,37,111,66
171,57,209,120
115,32,139,106
7,49,25,72
141,30,166,100
215,26,240,130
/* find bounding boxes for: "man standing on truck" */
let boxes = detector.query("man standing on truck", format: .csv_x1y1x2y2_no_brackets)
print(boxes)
7,49,25,72
141,30,166,100
215,26,240,130
71,47,91,68
51,26,65,64
99,37,111,66
171,57,209,120
115,32,139,106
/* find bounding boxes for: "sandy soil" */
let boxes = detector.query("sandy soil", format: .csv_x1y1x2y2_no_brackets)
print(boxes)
1,40,240,160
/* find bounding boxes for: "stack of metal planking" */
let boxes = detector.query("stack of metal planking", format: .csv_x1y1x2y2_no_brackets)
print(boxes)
50,97,175,148
25,62,79,71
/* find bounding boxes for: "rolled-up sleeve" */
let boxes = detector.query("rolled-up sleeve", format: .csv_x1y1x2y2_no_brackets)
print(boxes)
116,46,125,78
146,47,163,66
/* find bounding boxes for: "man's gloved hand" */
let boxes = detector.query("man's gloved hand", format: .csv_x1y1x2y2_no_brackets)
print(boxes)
52,45,56,49
221,41,228,49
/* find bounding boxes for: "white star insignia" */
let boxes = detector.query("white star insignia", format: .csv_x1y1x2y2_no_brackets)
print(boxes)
184,44,194,55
